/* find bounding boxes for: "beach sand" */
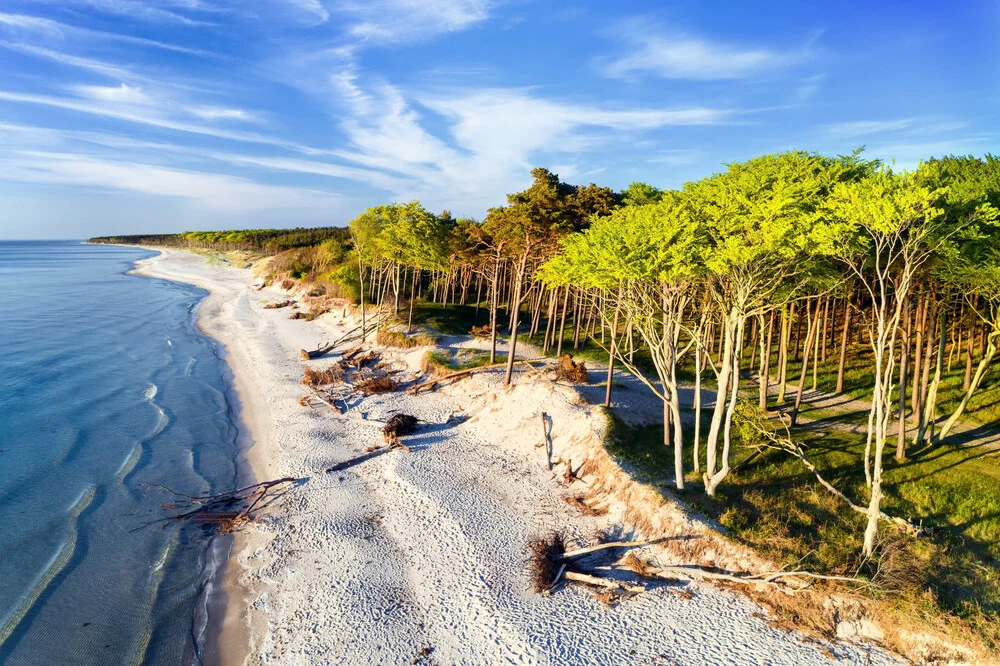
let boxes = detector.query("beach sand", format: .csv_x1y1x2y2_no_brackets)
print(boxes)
134,248,900,666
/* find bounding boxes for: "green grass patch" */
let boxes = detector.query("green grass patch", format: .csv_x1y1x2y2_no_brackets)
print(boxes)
422,349,494,376
375,329,438,349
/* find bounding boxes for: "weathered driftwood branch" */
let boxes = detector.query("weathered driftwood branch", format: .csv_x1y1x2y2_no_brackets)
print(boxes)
562,571,645,594
558,541,649,560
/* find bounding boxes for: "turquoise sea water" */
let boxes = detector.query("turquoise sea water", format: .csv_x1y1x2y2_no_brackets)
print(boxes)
0,241,240,664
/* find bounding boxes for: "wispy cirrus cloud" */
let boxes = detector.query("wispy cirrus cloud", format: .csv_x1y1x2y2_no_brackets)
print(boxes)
0,90,288,148
339,0,491,43
2,149,339,212
52,0,213,26
0,11,213,55
596,19,811,80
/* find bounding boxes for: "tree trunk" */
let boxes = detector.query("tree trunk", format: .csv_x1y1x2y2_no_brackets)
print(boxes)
896,296,911,460
605,301,621,408
759,311,775,410
938,330,997,442
776,304,790,404
556,285,570,357
791,298,821,426
406,266,418,334
503,253,529,387
836,294,852,393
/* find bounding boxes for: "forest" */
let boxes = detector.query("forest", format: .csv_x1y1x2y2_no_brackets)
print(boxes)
91,151,1000,650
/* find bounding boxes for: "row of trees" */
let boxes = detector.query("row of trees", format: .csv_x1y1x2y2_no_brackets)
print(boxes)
338,154,999,556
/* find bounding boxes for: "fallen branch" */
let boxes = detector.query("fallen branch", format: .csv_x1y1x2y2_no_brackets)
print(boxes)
408,358,551,394
263,300,294,309
558,541,649,560
301,341,336,360
562,571,645,594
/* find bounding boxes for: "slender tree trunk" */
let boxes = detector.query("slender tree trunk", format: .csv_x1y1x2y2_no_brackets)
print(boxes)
896,296,911,460
556,285,570,357
357,255,367,342
776,304,790,404
837,294,852,393
504,253,529,387
759,311,775,410
821,296,831,363
791,298,821,426
406,267,418,334
911,295,926,417
915,306,934,446
489,259,501,364
938,329,997,442
921,309,947,444
605,300,621,407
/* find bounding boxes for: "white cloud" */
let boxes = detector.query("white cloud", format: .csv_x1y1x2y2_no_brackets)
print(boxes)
66,0,210,26
325,81,735,211
0,11,212,55
73,83,152,104
0,41,136,79
186,105,255,122
1,149,339,213
339,0,490,43
0,90,304,150
597,20,807,80
824,119,915,139
284,0,329,24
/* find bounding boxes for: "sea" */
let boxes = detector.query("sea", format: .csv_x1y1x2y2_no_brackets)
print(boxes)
0,241,242,665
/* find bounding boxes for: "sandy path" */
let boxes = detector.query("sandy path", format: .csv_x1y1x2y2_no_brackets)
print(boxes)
134,249,899,666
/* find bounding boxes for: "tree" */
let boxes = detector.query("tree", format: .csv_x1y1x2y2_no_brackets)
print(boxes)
485,168,597,386
815,167,946,556
541,195,705,489
686,151,845,496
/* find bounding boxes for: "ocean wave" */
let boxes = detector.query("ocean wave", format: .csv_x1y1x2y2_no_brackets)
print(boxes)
143,383,158,401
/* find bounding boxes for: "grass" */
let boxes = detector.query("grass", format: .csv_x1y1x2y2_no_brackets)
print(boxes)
375,329,439,349
422,349,494,376
605,411,1000,652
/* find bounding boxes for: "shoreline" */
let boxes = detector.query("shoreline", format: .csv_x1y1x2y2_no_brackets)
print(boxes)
130,248,262,666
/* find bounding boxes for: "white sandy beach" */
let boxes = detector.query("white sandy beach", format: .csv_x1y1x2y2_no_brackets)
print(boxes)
134,248,901,666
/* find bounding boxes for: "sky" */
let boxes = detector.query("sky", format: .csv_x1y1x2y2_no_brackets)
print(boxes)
0,1,997,239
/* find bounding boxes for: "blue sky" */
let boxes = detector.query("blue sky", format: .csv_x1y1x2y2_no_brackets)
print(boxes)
0,0,997,239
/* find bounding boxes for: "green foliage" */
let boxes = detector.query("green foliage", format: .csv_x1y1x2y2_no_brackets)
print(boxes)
619,181,664,207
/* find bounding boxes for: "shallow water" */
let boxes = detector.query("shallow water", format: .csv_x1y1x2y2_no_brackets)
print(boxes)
0,241,239,664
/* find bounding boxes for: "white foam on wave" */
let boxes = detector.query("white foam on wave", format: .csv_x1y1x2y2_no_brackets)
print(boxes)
143,383,158,401
165,337,173,348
